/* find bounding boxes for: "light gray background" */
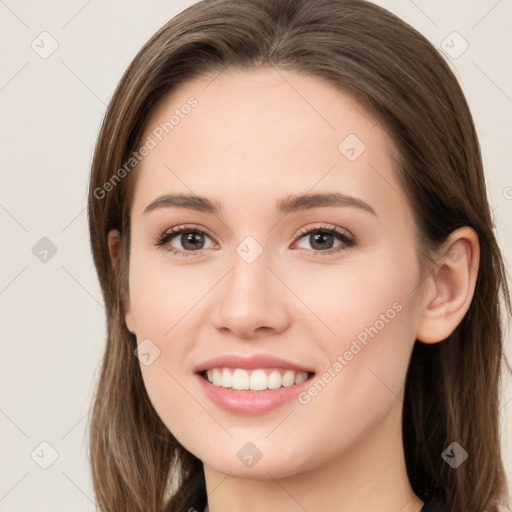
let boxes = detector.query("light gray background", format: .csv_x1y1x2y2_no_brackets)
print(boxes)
0,0,511,510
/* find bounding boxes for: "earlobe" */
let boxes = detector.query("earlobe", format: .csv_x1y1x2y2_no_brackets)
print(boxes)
416,227,480,344
107,229,136,335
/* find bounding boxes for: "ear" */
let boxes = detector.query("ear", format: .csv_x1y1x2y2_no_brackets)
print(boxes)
107,229,136,334
416,226,480,344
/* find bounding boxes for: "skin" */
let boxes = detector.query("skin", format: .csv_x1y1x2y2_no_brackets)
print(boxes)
108,67,479,512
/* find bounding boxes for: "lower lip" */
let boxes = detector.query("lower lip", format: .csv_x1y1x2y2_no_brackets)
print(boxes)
195,372,315,415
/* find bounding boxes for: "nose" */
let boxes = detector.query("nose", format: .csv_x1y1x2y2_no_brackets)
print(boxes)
212,245,291,339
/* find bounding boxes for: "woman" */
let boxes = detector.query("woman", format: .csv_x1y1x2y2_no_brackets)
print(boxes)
86,0,511,511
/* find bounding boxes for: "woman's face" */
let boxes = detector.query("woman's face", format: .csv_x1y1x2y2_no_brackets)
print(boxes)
123,67,426,479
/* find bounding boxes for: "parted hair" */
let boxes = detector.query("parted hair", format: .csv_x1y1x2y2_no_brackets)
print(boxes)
86,1,512,510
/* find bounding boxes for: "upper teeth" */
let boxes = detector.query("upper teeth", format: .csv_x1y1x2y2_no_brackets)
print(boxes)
205,367,309,391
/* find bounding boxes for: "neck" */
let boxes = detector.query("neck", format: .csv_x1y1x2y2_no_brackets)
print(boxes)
202,399,423,512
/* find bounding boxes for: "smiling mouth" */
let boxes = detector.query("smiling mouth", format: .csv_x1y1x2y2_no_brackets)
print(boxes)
198,367,316,392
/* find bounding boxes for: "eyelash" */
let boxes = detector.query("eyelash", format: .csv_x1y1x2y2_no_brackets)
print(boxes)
152,223,356,258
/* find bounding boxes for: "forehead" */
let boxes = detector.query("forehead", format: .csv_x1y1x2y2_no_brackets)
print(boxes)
131,67,407,223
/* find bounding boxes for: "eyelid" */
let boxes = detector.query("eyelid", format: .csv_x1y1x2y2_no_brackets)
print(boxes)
293,223,353,241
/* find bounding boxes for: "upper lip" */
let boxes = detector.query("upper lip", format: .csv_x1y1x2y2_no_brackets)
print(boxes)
194,354,315,374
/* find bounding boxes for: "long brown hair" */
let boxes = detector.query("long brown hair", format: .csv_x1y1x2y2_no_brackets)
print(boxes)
86,1,511,510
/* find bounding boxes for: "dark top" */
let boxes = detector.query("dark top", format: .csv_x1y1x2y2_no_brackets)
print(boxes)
421,495,449,512
200,493,448,512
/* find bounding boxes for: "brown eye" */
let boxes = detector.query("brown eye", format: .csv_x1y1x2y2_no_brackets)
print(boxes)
154,226,216,256
293,225,356,256
176,231,207,251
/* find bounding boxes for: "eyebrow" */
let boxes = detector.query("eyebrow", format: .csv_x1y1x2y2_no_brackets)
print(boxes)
142,192,377,217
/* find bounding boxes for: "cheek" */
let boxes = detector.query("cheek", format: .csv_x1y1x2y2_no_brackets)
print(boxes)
294,245,418,346
299,244,420,399
127,249,201,344
127,250,208,414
